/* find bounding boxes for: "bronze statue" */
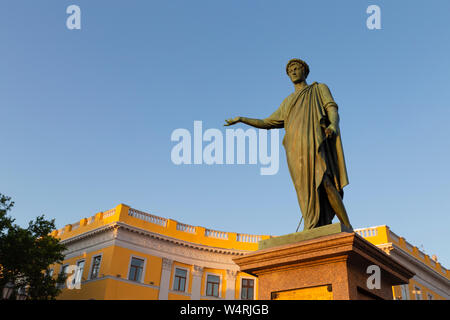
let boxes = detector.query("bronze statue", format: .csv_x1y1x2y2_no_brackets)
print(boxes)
225,59,352,231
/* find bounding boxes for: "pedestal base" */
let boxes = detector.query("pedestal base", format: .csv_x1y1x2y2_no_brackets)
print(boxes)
233,230,414,300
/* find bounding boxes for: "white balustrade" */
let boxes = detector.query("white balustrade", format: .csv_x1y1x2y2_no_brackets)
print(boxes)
176,222,196,234
128,208,168,227
71,222,80,231
236,233,262,243
204,229,229,240
355,227,378,238
102,209,116,219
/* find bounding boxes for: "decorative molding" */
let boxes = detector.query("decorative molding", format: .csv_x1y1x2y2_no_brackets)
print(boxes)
113,224,245,269
60,223,117,245
192,265,204,277
62,231,115,258
379,245,394,255
60,222,244,276
114,222,248,256
60,221,250,258
226,269,238,280
162,258,173,271
112,224,119,238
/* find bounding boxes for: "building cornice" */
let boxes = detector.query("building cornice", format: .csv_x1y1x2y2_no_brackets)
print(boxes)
60,223,117,245
60,221,251,257
378,242,450,297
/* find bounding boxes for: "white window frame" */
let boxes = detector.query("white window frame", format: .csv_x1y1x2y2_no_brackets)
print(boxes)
172,266,189,293
60,264,69,275
73,259,86,286
204,272,222,298
399,284,410,300
88,253,103,280
127,255,147,283
239,276,256,300
414,286,422,300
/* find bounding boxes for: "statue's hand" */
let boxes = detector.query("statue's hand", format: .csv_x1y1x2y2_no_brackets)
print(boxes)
325,125,337,138
224,117,241,126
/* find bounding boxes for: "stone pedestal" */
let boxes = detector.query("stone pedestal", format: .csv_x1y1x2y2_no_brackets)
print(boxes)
233,225,414,300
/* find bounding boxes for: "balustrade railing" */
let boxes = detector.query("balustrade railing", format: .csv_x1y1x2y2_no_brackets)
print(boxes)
355,227,378,238
71,222,80,231
102,208,116,219
176,222,196,234
205,228,229,240
56,206,271,247
237,233,262,243
128,208,168,227
87,215,95,224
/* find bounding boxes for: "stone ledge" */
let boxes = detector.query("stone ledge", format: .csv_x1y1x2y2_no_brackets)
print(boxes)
258,223,353,250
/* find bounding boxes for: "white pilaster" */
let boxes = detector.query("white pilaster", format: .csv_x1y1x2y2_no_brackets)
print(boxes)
225,270,237,300
158,258,173,300
191,265,204,300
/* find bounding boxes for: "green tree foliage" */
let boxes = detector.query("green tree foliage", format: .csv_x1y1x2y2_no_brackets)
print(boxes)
0,194,67,300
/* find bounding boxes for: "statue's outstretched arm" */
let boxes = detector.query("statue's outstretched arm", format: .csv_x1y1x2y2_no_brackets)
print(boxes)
224,116,278,129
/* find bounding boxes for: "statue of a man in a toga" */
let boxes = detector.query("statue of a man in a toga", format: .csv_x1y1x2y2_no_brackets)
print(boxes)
225,58,352,231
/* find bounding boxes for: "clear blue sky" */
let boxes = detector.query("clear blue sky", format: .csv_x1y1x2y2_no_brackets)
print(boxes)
1,1,449,267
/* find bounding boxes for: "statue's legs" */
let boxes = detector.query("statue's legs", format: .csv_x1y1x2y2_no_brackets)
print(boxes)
322,175,353,230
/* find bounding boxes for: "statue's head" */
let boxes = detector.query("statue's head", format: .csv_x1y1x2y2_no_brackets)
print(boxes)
286,58,309,83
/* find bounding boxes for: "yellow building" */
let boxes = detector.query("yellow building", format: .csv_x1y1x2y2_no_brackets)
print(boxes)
354,226,450,300
50,204,449,300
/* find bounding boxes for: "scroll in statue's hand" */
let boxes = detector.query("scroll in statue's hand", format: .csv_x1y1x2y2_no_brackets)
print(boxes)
325,125,337,139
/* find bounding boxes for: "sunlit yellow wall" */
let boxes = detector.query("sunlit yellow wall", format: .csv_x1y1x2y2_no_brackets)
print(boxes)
357,225,390,245
51,246,114,277
390,279,445,300
168,292,191,300
407,279,444,300
54,246,116,300
107,245,163,287
58,278,108,300
103,278,159,300
357,226,448,300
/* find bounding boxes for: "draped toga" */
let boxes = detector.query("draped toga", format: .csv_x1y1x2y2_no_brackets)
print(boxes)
264,82,349,230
